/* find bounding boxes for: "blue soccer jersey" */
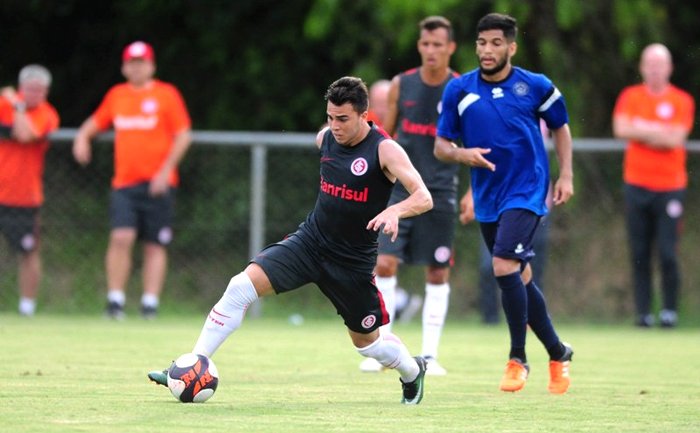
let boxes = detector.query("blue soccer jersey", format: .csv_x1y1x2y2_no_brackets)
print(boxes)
437,67,569,222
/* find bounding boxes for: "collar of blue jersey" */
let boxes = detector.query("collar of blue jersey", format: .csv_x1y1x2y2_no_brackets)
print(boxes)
478,66,516,86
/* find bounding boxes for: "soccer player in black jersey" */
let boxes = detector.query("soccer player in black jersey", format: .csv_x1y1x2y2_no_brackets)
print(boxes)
362,16,460,375
149,77,433,404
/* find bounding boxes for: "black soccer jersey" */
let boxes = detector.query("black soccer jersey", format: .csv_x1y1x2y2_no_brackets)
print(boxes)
301,123,395,271
393,67,460,211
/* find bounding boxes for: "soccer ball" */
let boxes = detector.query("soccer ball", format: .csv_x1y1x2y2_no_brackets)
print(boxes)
167,353,219,403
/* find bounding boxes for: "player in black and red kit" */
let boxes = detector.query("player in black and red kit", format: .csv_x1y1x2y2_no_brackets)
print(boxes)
148,77,433,404
362,16,459,375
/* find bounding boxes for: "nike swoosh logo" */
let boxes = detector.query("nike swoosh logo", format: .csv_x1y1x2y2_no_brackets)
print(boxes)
321,157,334,162
403,101,418,107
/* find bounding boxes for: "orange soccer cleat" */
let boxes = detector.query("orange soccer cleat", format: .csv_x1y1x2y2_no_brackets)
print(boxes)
548,343,573,394
500,358,529,392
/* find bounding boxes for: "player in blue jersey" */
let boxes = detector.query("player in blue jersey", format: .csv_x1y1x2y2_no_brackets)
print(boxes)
434,13,574,394
148,77,433,404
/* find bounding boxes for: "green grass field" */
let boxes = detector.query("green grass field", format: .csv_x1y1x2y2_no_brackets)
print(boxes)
2,313,698,433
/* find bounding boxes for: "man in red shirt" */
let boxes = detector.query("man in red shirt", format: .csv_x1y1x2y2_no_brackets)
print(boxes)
613,43,695,328
366,79,391,129
0,64,59,316
73,41,192,320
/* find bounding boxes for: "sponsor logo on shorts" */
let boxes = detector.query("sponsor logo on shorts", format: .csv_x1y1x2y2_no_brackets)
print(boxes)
361,314,376,329
435,246,452,263
351,158,368,176
434,246,451,263
21,234,36,252
667,199,683,218
158,227,173,245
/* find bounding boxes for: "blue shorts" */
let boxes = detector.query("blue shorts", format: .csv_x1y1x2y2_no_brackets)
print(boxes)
479,209,540,264
110,182,175,245
250,228,389,334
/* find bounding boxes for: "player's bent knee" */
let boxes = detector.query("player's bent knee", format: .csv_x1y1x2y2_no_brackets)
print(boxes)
350,328,380,349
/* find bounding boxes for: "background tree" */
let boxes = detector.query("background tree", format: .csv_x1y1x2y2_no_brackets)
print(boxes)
1,0,697,135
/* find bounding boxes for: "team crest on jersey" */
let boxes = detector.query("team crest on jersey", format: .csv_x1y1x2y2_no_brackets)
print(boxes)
514,81,529,96
141,98,159,114
361,314,377,329
351,158,368,176
437,100,443,114
656,102,674,119
492,87,504,99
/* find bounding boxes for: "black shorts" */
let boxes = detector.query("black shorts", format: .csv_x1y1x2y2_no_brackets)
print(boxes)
110,182,175,245
0,204,39,253
479,208,540,264
250,229,389,334
377,209,456,267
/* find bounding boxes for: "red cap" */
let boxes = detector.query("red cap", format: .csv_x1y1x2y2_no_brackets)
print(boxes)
122,41,155,62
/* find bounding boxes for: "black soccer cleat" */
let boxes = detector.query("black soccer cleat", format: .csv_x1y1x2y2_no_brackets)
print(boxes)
104,301,125,321
148,369,168,387
400,356,427,404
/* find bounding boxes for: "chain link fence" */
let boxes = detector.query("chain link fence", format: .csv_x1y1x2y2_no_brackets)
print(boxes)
1,132,699,324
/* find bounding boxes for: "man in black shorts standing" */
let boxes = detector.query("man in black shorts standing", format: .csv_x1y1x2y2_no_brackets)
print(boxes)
148,77,433,404
362,16,459,375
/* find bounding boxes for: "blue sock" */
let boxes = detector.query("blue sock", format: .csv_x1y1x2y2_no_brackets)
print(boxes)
496,272,528,361
525,280,561,358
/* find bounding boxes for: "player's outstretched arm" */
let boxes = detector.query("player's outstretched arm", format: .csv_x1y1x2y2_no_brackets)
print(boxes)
367,139,432,241
434,136,495,171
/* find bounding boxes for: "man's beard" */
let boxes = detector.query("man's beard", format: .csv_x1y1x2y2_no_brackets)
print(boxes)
479,54,509,76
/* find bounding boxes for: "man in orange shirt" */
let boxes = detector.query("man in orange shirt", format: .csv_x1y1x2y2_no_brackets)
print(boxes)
0,64,59,316
73,41,192,320
366,79,391,129
613,43,695,328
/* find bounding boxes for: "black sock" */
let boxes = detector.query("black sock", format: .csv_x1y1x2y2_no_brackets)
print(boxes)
509,347,526,363
547,341,566,361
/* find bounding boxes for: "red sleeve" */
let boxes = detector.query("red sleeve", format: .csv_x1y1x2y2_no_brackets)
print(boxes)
92,87,117,130
613,87,635,118
679,92,695,132
164,85,191,134
20,102,59,138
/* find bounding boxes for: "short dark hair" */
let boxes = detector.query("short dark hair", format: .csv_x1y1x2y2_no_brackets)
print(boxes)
476,13,518,42
420,16,454,41
325,77,369,113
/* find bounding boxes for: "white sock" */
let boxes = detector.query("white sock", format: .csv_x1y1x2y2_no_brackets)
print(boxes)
394,287,409,312
192,272,259,358
375,276,397,333
356,333,419,382
107,290,125,306
421,283,450,359
141,293,159,308
19,297,36,316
